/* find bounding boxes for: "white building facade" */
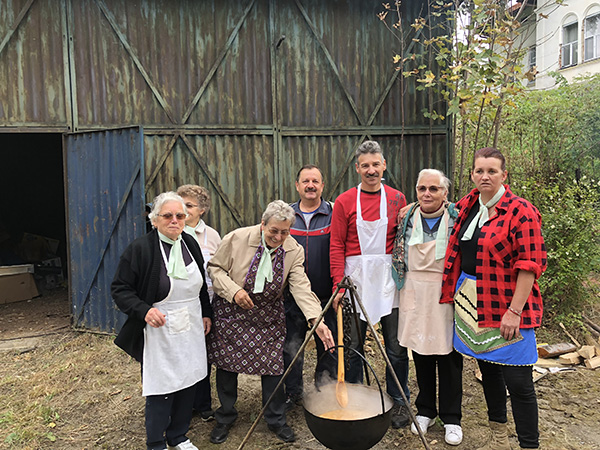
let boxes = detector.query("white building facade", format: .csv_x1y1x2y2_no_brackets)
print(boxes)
520,0,600,89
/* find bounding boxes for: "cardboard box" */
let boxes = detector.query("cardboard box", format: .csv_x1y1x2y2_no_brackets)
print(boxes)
0,264,40,304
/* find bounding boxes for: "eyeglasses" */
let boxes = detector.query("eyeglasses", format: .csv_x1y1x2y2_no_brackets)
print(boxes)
267,228,290,236
185,203,199,209
416,185,443,193
158,212,187,220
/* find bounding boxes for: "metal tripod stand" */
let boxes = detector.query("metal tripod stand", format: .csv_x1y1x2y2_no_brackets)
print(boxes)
238,275,431,450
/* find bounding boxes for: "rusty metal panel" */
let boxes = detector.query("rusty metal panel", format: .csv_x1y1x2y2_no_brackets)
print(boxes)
0,0,69,128
65,127,145,332
68,0,272,128
144,133,276,236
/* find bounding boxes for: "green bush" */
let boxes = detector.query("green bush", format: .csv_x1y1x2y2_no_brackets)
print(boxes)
513,175,600,319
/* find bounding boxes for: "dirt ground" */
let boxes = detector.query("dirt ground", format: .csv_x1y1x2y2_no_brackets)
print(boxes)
1,291,600,450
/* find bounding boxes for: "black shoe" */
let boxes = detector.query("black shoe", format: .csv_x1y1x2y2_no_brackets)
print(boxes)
268,423,296,443
284,393,303,411
210,422,233,444
199,409,215,422
391,403,409,429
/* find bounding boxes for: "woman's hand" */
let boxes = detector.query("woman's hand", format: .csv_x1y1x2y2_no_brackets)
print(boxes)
145,307,166,328
500,310,521,340
233,289,255,310
314,321,335,351
203,317,212,335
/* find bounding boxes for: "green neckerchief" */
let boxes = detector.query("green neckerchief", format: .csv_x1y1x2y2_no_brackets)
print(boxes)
461,185,506,241
158,231,189,280
407,205,448,260
183,219,204,246
253,232,278,294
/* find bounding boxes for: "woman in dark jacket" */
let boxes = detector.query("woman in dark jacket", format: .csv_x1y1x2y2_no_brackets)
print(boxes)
112,191,212,450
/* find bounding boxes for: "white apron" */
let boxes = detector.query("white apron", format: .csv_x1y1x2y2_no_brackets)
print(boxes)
345,184,398,324
142,241,207,396
397,211,453,355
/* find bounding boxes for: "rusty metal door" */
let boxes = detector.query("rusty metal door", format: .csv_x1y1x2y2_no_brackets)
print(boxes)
64,127,145,332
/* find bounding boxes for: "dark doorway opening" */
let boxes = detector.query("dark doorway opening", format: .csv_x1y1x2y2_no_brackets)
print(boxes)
0,133,67,297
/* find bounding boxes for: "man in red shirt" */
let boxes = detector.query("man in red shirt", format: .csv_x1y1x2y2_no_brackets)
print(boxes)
330,140,410,428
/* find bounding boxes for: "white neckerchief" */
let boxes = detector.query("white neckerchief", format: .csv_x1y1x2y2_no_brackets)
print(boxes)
461,185,506,241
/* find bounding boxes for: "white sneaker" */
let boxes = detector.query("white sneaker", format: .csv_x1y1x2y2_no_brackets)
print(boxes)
169,439,199,450
444,424,463,446
410,415,435,435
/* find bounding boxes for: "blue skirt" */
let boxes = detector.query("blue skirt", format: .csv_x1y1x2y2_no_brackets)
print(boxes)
453,272,537,366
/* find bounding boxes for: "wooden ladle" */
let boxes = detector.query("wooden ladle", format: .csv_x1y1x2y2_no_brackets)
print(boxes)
335,306,348,408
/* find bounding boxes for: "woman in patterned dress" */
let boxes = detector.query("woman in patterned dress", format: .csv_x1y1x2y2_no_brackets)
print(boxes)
206,200,334,445
441,148,547,450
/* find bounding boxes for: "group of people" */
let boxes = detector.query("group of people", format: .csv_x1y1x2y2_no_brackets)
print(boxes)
111,141,546,450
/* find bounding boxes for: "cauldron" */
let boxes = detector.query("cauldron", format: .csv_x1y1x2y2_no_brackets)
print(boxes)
303,382,393,450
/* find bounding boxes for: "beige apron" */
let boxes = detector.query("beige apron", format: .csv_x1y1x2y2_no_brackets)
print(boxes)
142,241,207,396
344,183,397,324
397,211,453,355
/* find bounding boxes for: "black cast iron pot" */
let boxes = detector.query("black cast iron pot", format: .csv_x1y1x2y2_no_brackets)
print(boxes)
303,381,393,450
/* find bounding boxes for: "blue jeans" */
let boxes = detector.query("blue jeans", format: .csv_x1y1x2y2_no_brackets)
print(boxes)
346,308,410,405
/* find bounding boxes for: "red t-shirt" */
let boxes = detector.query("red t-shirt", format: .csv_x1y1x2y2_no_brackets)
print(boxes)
330,185,406,290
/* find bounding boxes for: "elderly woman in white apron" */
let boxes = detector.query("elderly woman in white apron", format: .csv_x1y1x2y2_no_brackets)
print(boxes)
392,169,463,446
177,184,222,421
206,200,335,445
112,192,212,450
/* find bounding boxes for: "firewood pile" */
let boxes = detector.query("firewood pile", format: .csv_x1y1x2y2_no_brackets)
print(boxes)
536,315,600,370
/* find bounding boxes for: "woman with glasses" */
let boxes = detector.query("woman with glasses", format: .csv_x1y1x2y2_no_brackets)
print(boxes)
112,191,212,450
393,169,463,446
177,184,221,421
206,200,335,445
441,148,547,450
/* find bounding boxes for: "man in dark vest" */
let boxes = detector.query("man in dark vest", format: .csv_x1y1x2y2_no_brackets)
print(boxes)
283,164,337,410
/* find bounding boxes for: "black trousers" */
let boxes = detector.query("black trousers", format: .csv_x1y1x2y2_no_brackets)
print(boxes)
215,368,286,428
193,367,212,412
283,295,337,397
145,383,196,450
412,350,463,425
478,360,539,448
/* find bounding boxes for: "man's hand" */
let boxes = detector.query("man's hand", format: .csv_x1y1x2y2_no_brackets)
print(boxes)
233,289,255,310
333,291,345,311
203,317,212,335
397,202,415,222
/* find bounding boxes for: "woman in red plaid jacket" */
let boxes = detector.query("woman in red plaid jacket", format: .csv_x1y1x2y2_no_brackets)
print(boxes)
441,147,547,450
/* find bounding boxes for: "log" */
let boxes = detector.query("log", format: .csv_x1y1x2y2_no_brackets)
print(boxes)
585,322,600,338
584,335,600,355
537,343,577,358
584,356,600,369
535,358,571,368
559,322,581,347
577,345,597,360
582,315,600,334
558,352,582,365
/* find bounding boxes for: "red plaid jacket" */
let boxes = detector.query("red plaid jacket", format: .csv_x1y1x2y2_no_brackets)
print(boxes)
441,185,547,328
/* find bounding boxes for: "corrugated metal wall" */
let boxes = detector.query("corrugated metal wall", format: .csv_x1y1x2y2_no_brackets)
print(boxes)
0,0,448,233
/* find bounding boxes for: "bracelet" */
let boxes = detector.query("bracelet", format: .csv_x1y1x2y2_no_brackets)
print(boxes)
508,306,522,317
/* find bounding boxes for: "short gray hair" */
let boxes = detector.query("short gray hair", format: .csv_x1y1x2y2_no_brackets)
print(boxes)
416,168,450,191
261,200,296,226
148,192,187,224
355,140,384,163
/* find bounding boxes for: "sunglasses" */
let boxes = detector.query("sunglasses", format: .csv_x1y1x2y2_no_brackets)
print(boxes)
416,185,443,193
158,212,187,220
